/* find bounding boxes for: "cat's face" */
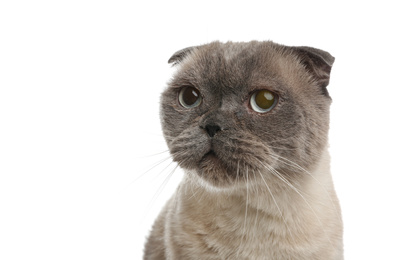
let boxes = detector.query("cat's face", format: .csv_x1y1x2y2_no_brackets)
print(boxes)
161,41,334,188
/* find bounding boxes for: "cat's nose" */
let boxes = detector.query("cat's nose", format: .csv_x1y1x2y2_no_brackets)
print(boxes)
204,124,221,138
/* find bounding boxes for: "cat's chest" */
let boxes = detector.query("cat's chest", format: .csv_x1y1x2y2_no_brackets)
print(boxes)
168,193,294,259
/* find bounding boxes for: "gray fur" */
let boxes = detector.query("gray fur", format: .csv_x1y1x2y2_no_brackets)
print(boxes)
144,41,343,259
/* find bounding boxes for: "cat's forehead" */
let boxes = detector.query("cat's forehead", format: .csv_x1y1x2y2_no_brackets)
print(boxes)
170,41,298,95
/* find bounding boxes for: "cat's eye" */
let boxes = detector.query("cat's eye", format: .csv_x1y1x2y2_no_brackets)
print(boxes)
178,86,202,108
250,90,278,113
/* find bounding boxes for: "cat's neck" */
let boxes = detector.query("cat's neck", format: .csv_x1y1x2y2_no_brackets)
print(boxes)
177,148,336,221
167,149,342,259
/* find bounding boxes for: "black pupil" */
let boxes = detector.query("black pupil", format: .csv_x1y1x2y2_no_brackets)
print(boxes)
183,87,199,106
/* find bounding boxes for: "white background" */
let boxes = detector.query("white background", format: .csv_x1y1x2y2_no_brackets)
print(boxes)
1,0,399,259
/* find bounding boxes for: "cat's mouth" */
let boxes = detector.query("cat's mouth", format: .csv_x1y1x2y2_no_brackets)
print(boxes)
202,150,219,162
200,147,224,164
197,148,238,186
204,150,216,157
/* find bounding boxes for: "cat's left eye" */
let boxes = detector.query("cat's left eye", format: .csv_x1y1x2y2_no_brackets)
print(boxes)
250,90,278,113
178,86,202,108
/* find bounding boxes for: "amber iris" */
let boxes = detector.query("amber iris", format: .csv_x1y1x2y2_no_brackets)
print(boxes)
179,86,202,108
250,90,277,113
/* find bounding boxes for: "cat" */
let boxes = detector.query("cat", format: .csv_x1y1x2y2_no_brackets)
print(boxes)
143,41,343,259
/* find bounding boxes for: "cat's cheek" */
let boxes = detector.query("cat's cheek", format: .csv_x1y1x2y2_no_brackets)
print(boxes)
168,128,211,169
234,110,247,122
161,105,192,131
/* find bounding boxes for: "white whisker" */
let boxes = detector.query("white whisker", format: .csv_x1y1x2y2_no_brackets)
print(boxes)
139,150,170,158
141,162,179,226
254,176,259,227
257,159,335,250
269,153,342,219
127,155,172,189
238,166,249,257
257,169,294,241
235,160,240,185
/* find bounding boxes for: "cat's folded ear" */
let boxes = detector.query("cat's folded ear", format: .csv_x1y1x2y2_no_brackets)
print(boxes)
291,46,335,96
168,46,197,66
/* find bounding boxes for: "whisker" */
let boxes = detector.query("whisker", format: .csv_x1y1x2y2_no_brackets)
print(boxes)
257,169,294,241
248,138,340,220
256,132,297,144
126,155,172,189
143,163,179,221
235,160,240,185
253,173,260,242
238,166,249,257
187,185,200,201
186,171,202,201
264,145,297,151
139,150,170,158
245,167,249,240
269,153,342,219
258,160,335,250
171,161,189,212
150,160,175,183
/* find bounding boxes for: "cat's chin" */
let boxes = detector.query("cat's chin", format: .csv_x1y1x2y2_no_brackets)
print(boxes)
202,150,219,164
194,150,238,188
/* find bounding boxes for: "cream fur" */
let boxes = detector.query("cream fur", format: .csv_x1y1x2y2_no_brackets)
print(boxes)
145,148,343,259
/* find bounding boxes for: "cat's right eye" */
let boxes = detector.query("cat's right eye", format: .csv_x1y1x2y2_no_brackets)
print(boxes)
178,86,202,108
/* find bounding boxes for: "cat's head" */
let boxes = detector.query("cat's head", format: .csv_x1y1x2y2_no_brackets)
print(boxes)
161,41,334,188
